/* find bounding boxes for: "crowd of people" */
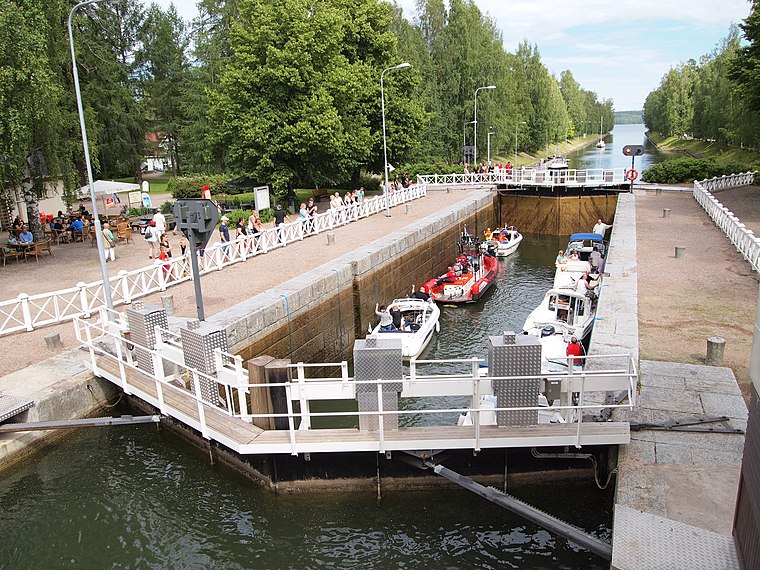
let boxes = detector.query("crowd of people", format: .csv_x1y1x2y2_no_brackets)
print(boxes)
463,161,513,175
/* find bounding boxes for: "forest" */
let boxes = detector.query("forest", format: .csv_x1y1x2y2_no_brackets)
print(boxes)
0,0,614,211
643,1,760,151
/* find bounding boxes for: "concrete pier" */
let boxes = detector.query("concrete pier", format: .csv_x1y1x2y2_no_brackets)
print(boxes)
596,192,745,568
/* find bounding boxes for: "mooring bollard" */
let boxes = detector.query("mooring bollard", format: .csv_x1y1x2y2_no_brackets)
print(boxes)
706,336,726,366
656,188,662,196
663,208,671,218
675,246,685,258
446,187,451,193
160,293,175,316
326,232,336,245
405,204,412,215
44,333,64,350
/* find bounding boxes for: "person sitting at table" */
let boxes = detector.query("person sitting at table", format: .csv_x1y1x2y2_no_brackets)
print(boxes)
18,226,34,244
68,216,85,237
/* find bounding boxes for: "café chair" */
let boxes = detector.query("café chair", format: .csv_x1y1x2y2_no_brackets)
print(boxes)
1,246,20,266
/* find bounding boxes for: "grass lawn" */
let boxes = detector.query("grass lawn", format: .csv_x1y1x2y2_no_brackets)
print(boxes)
115,174,171,194
646,132,760,164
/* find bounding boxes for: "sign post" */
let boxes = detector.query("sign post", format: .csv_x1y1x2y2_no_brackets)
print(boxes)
622,144,644,191
172,200,219,321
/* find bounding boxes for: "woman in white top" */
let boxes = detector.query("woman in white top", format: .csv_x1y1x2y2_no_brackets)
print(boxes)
375,304,394,331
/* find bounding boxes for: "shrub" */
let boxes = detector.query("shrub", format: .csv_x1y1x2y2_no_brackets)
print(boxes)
160,201,174,215
168,174,229,199
641,158,757,184
221,209,253,228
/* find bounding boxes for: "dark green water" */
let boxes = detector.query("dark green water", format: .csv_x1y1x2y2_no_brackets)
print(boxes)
0,238,612,569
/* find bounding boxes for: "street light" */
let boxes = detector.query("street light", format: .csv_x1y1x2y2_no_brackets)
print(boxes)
487,127,495,167
69,0,115,312
463,120,475,167
473,85,496,166
381,62,411,217
514,121,527,163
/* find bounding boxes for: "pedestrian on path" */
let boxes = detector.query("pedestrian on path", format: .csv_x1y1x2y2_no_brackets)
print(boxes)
102,222,116,262
144,221,159,259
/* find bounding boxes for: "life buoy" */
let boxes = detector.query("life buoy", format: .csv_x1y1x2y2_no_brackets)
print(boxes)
625,169,639,181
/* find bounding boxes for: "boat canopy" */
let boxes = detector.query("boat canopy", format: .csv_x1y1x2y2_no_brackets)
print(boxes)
569,232,604,242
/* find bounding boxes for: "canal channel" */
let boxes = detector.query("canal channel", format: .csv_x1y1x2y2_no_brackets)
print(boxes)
0,124,665,568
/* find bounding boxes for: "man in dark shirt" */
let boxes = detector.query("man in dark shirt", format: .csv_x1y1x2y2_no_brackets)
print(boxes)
219,215,230,255
412,286,430,301
273,203,290,243
389,305,403,330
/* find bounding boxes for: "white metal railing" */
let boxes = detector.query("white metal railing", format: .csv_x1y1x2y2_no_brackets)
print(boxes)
0,184,427,337
693,172,760,272
75,310,637,456
416,168,628,188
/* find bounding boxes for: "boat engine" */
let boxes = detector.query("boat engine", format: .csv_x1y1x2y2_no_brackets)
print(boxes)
541,325,556,337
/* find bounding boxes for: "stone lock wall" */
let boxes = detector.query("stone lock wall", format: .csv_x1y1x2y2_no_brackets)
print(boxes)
209,191,495,366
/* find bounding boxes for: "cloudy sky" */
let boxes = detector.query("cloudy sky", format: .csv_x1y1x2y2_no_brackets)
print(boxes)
155,0,751,111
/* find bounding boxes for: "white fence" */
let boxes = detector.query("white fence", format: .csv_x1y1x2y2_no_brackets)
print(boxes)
0,185,427,337
417,168,628,188
693,172,760,272
75,308,637,456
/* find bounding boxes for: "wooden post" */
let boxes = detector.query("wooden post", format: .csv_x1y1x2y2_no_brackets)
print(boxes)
706,337,726,366
265,358,292,430
247,355,275,430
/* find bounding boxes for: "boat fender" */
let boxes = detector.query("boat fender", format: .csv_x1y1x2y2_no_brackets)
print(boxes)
541,325,555,337
435,321,440,333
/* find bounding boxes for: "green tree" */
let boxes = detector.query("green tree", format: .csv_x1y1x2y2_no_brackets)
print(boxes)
0,0,79,240
210,0,423,192
135,4,190,176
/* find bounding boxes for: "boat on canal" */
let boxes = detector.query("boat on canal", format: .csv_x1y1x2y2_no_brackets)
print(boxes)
423,230,498,303
522,284,599,372
484,226,523,258
565,232,606,262
366,297,440,359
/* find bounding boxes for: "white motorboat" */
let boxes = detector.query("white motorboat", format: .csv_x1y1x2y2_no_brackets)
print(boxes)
367,297,440,359
485,226,523,257
522,285,599,371
565,232,606,262
553,258,592,289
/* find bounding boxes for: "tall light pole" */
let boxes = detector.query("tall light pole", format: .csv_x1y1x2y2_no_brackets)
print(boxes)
487,127,495,167
463,120,475,167
514,120,527,163
381,62,411,217
69,0,115,312
473,85,496,166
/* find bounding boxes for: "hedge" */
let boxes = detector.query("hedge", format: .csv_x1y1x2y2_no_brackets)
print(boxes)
641,158,759,184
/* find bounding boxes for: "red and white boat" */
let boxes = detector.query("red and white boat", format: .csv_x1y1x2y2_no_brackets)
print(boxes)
423,230,498,303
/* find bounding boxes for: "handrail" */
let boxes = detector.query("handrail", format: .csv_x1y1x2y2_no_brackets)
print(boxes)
0,184,427,337
76,312,637,456
693,172,759,272
416,168,629,188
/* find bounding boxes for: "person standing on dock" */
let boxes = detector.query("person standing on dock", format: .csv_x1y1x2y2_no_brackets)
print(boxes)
593,219,612,238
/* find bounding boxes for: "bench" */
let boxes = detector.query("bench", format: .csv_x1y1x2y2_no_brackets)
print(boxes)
313,188,330,201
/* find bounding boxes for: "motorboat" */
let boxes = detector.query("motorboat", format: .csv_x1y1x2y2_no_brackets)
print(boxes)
545,154,569,171
424,230,498,303
457,393,565,426
565,232,606,262
366,297,440,359
553,258,592,289
484,226,523,258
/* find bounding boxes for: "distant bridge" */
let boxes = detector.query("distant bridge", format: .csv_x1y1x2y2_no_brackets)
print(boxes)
417,167,631,190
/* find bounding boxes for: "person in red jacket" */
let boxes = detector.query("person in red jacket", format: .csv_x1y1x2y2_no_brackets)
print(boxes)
566,336,584,367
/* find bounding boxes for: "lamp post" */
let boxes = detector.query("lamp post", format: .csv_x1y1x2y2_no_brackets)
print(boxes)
473,85,496,166
463,120,475,167
514,120,527,163
69,0,115,312
487,127,495,167
381,62,411,217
